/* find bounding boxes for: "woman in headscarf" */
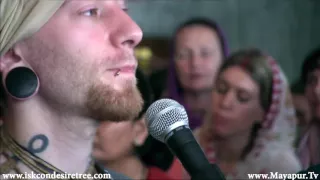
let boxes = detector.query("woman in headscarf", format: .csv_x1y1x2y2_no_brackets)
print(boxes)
166,17,229,130
297,47,320,170
171,48,302,179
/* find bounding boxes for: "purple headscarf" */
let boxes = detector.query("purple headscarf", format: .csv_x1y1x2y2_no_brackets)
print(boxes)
167,18,229,130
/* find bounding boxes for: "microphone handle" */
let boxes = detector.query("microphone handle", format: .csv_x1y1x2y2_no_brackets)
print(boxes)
166,126,225,180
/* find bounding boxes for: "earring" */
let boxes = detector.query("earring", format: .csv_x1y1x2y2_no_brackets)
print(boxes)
4,67,39,100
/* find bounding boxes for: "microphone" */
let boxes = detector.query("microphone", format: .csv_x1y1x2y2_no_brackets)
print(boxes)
145,99,225,180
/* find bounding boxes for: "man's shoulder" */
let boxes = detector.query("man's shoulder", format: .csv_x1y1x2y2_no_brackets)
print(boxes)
95,163,132,180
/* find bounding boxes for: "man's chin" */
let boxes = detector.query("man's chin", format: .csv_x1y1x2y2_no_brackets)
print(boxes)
113,79,137,91
86,84,143,122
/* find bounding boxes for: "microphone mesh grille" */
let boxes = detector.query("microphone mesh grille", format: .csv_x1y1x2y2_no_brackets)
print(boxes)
146,99,189,142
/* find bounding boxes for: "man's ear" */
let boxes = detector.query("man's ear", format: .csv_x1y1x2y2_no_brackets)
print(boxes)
133,116,149,146
0,45,39,100
0,46,28,76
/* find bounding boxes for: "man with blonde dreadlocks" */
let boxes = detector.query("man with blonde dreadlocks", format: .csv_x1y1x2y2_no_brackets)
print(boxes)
0,0,143,179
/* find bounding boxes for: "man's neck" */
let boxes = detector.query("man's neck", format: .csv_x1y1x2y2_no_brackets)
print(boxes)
3,96,98,174
213,132,251,163
103,156,147,180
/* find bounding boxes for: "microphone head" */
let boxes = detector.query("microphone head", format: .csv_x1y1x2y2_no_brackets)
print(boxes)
146,98,189,143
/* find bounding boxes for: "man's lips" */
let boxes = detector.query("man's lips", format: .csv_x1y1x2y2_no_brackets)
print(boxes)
119,65,136,73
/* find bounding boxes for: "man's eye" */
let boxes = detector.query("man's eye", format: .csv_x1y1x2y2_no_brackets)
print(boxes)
82,8,100,17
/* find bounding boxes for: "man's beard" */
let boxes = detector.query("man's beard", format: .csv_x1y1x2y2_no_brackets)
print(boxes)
86,80,143,122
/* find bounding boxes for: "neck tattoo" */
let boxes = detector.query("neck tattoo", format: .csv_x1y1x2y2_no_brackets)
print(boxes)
0,127,96,179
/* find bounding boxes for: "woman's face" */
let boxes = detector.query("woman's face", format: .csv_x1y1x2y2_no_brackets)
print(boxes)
93,117,148,162
174,25,223,91
211,66,264,138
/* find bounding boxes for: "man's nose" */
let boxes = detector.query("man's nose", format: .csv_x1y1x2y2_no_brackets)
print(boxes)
110,8,143,49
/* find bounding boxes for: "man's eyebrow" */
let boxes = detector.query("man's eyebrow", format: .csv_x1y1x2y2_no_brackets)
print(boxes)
61,0,74,7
